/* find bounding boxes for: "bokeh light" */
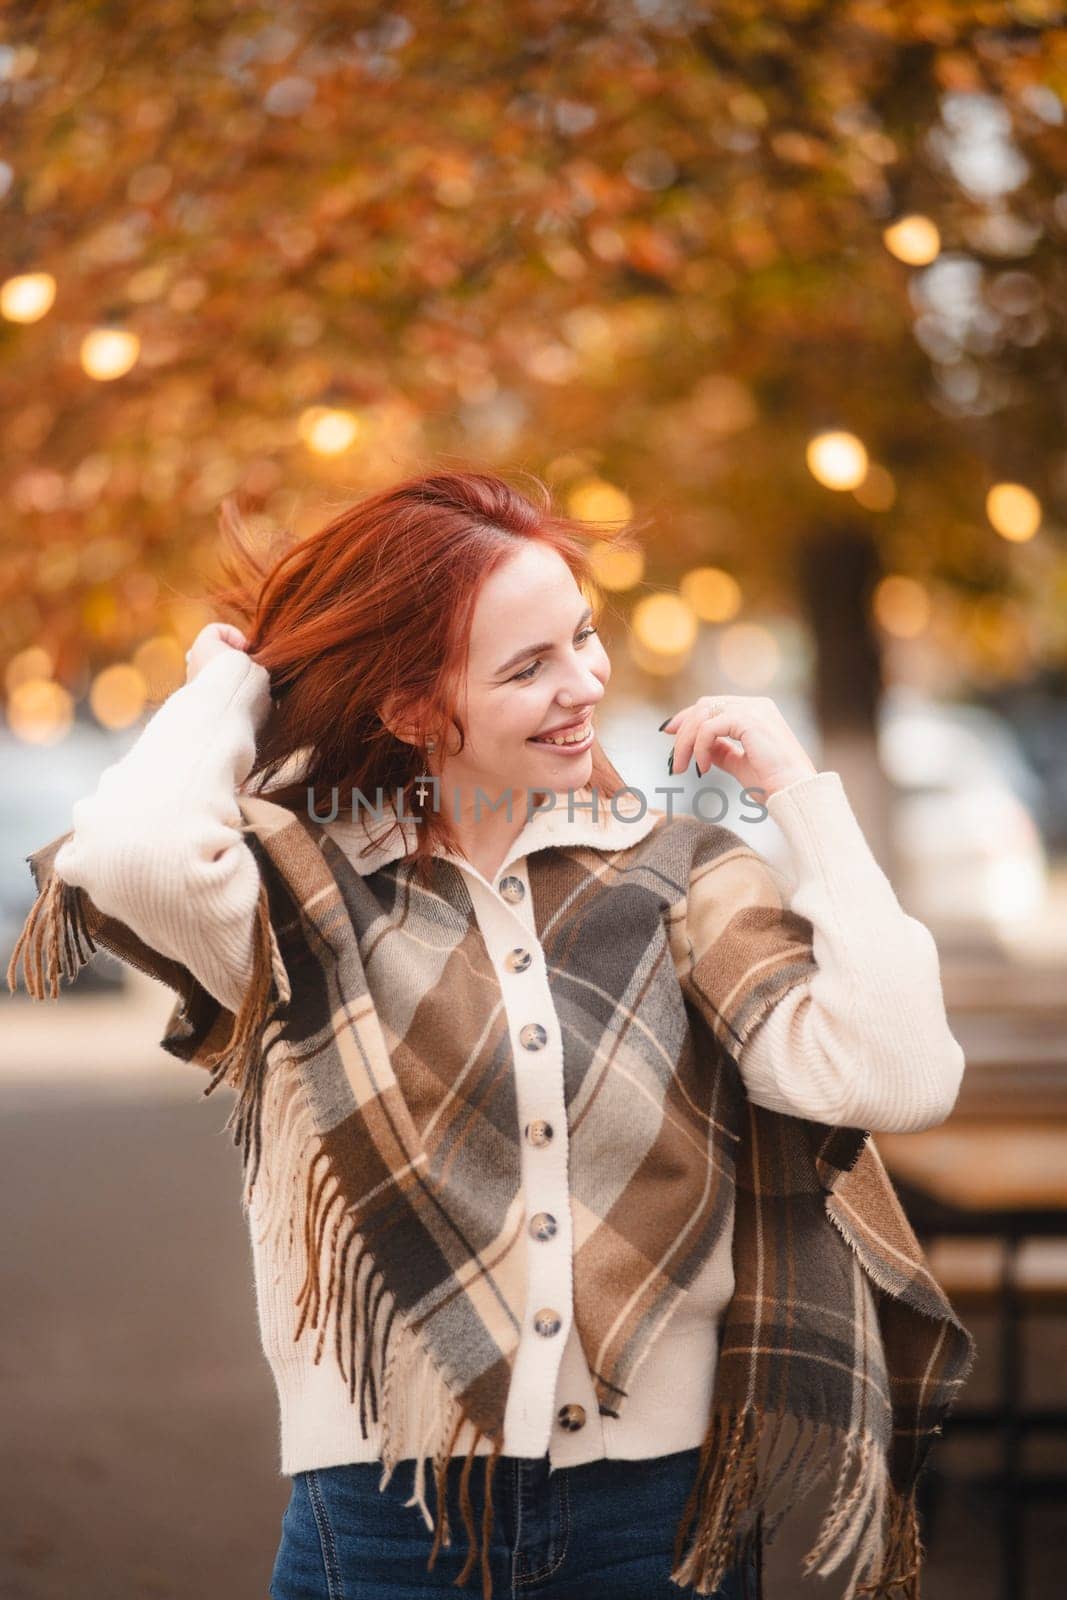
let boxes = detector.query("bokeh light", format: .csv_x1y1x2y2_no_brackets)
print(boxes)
1,272,57,323
6,677,75,744
297,405,360,456
883,215,941,266
680,567,742,623
567,478,633,528
89,663,149,729
589,538,644,591
873,575,932,638
132,634,187,702
631,591,699,656
4,645,54,694
805,430,869,491
80,327,141,381
986,482,1042,542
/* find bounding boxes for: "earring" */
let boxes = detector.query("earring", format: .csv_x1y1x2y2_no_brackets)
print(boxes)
416,737,438,809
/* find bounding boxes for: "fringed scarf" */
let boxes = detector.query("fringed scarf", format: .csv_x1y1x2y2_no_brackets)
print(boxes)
9,790,976,1600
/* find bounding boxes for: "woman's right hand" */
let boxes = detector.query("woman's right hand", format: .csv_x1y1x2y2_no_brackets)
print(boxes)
185,622,249,684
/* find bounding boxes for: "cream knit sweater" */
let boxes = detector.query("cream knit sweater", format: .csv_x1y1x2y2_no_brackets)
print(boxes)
52,649,966,1478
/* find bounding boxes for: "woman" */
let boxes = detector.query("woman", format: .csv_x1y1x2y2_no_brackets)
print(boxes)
11,469,975,1600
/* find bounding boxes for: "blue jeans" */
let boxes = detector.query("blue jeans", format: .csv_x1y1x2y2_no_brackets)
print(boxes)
268,1445,759,1599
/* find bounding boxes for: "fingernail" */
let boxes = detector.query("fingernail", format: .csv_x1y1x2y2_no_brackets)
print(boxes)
667,751,674,775
657,718,670,732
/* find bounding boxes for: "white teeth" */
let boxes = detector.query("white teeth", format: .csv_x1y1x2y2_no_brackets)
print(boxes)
532,720,592,747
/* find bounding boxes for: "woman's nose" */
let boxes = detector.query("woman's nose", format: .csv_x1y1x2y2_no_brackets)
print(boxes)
559,677,603,711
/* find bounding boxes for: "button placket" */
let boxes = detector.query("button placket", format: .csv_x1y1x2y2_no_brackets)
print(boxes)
547,1325,604,1462
455,856,576,1457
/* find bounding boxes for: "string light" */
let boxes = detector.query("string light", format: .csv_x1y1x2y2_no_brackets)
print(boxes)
632,591,698,657
986,482,1042,542
297,405,359,456
589,539,644,591
883,215,941,266
89,663,148,728
567,477,633,527
1,272,56,323
806,430,868,490
680,567,742,623
6,678,74,744
81,325,141,380
873,576,931,638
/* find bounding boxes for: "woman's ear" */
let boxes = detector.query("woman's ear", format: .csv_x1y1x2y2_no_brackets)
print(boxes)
378,690,428,750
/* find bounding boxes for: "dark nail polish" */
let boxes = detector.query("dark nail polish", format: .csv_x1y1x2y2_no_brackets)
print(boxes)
667,751,674,774
657,718,670,732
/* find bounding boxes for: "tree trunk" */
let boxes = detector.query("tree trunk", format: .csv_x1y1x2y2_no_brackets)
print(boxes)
796,524,898,883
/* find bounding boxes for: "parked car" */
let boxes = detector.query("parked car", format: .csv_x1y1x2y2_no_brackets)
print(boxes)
878,687,1049,937
1,717,134,994
975,675,1067,851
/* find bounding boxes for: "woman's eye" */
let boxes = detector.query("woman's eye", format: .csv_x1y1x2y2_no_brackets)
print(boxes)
511,625,598,683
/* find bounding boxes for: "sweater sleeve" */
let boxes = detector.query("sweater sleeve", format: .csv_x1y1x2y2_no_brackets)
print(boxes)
51,648,272,1014
730,770,965,1133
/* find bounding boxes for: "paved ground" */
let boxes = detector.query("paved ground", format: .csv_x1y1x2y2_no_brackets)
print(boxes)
1,970,1064,1599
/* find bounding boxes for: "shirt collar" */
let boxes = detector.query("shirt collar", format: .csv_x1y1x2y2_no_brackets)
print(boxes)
325,785,660,879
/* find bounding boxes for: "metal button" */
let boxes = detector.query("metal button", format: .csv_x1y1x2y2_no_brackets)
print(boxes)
557,1403,586,1432
525,1120,553,1147
519,1023,548,1051
533,1308,562,1338
498,875,525,903
528,1211,557,1241
505,947,532,974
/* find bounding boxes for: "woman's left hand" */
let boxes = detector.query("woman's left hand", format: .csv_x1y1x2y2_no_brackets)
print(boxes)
659,694,819,799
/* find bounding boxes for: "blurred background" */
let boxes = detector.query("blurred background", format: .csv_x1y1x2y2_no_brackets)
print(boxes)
2,2,1066,1596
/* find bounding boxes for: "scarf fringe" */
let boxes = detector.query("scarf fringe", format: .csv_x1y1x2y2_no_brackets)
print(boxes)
6,871,98,999
670,1406,923,1600
424,1407,504,1600
248,1040,505,1599
197,882,280,1197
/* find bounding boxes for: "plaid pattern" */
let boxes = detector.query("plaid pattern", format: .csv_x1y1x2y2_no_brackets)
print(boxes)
10,790,975,1600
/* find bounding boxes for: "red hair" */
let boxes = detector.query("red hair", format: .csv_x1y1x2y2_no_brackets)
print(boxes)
208,467,639,885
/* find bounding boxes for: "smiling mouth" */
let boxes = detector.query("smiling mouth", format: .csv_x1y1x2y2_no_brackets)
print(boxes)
527,718,594,748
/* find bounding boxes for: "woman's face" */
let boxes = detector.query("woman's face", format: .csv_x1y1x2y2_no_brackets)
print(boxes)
442,543,611,808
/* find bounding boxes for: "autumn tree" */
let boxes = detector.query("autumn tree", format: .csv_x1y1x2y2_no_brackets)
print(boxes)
2,1,1065,860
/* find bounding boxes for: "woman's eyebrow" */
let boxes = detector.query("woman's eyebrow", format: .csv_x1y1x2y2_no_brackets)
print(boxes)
493,605,593,676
